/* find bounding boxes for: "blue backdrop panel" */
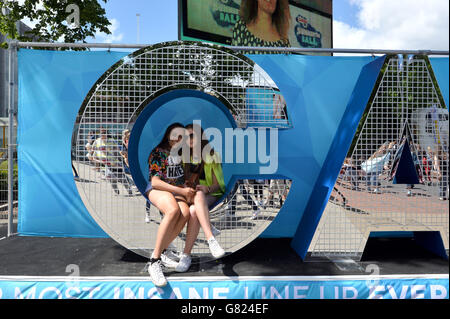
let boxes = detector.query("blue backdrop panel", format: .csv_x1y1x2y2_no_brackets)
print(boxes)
248,54,378,237
17,50,377,243
429,58,449,109
18,49,130,237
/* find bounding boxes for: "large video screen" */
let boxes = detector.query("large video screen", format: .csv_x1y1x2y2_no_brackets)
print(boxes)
179,0,332,51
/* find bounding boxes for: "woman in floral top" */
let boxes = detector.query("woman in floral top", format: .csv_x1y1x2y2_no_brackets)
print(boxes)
146,122,225,286
146,123,194,287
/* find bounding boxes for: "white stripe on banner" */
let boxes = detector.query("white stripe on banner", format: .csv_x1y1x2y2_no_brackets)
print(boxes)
0,274,448,282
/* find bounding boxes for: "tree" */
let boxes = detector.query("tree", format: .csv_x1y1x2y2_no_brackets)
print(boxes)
0,0,111,48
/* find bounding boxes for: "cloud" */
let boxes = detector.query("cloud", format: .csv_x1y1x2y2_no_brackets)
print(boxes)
334,0,449,51
94,18,124,43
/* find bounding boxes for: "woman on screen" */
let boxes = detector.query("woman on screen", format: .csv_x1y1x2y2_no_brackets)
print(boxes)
232,0,291,50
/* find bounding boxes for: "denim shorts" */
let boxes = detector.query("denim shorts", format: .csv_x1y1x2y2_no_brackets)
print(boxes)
144,182,152,197
145,182,188,204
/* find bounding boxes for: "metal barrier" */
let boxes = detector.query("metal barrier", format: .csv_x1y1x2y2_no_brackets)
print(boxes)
0,146,17,223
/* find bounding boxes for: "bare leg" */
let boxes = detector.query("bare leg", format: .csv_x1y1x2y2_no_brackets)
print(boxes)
183,194,218,255
161,200,190,251
192,191,214,240
183,206,201,255
148,189,184,259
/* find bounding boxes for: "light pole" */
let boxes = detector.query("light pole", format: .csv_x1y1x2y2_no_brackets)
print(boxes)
136,13,140,44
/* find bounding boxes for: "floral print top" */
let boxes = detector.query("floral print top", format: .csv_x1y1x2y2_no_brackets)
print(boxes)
148,147,185,186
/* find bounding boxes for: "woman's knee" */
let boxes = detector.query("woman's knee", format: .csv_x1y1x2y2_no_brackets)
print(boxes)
148,190,180,219
194,190,206,204
179,204,191,221
189,205,198,219
164,205,181,220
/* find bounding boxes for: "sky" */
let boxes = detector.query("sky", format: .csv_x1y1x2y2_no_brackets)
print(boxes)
332,0,449,51
94,0,449,51
20,0,450,51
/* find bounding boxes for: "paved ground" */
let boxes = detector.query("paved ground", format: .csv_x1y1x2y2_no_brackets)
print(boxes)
307,176,449,256
73,161,281,259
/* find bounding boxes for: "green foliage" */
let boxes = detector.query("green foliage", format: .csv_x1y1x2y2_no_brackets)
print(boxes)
0,0,111,49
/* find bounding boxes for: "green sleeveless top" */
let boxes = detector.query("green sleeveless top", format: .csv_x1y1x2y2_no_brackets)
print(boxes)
198,152,225,197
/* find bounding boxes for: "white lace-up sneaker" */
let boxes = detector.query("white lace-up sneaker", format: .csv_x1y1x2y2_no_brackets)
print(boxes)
175,253,192,273
148,259,167,287
161,251,178,269
207,236,225,258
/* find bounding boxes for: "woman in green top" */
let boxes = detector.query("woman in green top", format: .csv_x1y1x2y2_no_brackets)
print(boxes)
175,123,226,272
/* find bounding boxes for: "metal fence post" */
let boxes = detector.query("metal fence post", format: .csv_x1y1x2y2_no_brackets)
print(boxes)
7,40,17,237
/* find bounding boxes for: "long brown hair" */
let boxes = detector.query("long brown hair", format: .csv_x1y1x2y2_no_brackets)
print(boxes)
156,122,185,151
239,0,291,40
185,123,215,160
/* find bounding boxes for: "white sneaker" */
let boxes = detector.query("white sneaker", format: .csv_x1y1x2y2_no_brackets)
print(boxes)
208,236,225,258
161,251,178,269
175,253,192,273
148,259,167,287
250,209,261,220
211,224,221,237
145,210,151,223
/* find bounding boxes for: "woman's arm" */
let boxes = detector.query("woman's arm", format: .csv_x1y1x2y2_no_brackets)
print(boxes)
196,172,220,195
151,176,191,196
208,170,221,194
